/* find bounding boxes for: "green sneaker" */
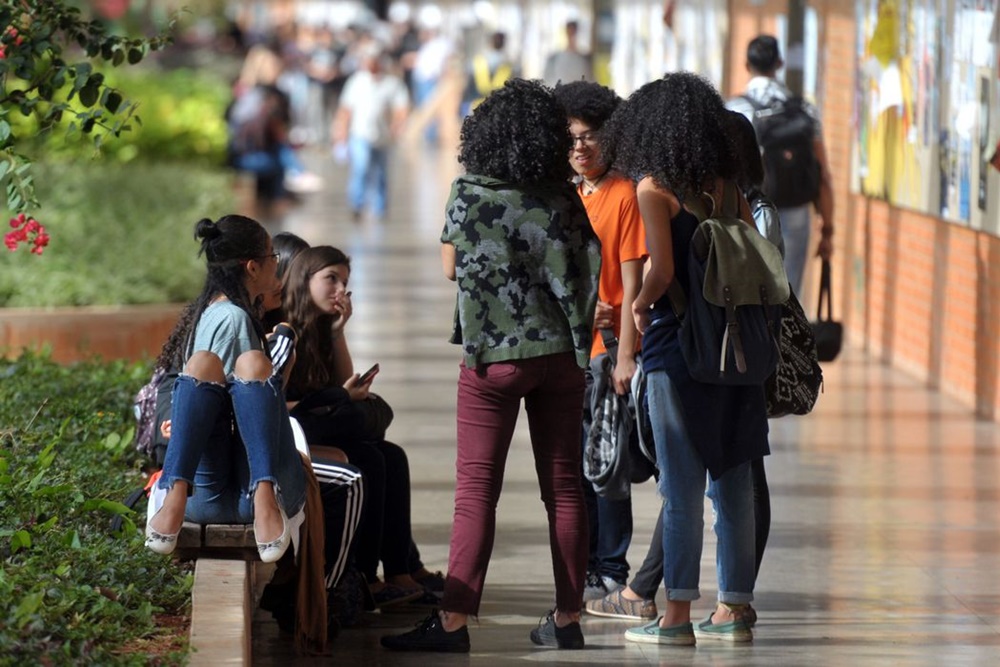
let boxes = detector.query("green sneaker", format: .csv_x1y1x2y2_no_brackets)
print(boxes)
624,618,696,646
694,613,752,642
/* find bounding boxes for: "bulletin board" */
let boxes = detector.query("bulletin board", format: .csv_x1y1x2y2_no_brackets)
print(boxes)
853,0,1000,232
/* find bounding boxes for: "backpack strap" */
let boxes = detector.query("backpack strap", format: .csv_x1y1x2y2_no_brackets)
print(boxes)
740,94,766,112
599,328,619,365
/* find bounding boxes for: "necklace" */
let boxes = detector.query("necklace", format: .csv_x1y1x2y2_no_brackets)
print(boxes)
581,171,608,196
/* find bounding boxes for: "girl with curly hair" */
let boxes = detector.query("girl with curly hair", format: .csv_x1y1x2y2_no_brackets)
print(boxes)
382,78,602,653
603,73,769,646
146,215,306,564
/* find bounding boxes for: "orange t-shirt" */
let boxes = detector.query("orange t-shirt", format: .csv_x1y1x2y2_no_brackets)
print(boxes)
579,173,647,358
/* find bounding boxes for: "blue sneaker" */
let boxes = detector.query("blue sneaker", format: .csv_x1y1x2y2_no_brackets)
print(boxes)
694,611,752,642
624,618,696,646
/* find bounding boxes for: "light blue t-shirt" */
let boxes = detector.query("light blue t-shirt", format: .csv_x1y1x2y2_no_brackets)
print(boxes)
191,301,262,376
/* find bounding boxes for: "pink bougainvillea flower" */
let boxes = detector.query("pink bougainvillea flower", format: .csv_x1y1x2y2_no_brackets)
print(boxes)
5,215,51,255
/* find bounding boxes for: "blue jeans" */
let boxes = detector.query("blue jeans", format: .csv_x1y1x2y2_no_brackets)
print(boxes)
778,204,812,296
647,370,754,604
413,76,439,144
158,374,307,525
347,137,389,217
233,144,305,178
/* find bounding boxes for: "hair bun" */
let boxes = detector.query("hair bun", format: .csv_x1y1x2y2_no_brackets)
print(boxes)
194,217,222,242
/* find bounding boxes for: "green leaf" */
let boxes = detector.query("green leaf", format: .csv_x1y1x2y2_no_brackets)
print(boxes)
14,590,43,627
65,531,81,550
82,498,133,516
79,83,99,108
112,50,125,67
104,91,122,114
11,529,32,553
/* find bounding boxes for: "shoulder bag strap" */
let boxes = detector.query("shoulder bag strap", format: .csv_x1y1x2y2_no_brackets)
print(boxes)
599,328,619,367
816,259,833,322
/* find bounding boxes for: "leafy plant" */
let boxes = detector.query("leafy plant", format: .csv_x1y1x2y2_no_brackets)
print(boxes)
10,64,233,167
0,0,174,250
0,352,191,664
0,159,235,307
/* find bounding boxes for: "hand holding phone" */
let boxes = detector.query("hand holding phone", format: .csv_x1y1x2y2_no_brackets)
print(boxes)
357,363,379,385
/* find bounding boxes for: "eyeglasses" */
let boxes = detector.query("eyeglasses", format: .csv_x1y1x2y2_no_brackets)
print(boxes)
254,252,279,263
571,132,599,147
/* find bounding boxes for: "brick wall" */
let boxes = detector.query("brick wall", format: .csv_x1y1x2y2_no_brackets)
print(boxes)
0,305,183,364
729,0,1000,420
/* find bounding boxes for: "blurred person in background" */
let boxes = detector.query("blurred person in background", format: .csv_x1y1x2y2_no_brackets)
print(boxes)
332,44,410,223
410,5,453,145
544,20,594,86
461,31,517,117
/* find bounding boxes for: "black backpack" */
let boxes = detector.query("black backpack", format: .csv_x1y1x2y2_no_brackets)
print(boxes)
743,95,822,208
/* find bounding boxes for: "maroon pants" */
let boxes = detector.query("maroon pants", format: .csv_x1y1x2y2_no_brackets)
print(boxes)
442,352,589,616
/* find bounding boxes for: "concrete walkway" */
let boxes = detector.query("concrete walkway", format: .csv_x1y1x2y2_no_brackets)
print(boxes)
248,142,1000,665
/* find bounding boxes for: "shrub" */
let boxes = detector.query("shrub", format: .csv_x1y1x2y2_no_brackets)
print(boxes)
12,65,233,167
0,160,235,307
0,352,191,665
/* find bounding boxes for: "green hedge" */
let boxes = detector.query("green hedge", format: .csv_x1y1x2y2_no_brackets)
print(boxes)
0,352,190,665
0,160,236,307
12,64,232,167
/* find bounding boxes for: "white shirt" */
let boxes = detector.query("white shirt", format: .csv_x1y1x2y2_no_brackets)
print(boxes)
727,75,823,138
339,70,409,146
412,35,452,82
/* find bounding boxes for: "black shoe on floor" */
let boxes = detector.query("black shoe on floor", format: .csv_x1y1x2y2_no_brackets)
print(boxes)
529,610,585,649
414,570,446,596
380,612,471,653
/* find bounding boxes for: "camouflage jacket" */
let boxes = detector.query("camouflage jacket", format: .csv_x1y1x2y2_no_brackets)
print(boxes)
442,174,601,369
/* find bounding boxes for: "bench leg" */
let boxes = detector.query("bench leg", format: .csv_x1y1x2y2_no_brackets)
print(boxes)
189,559,251,665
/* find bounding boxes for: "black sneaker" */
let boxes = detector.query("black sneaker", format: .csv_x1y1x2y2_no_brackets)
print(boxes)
380,613,471,653
329,567,369,627
529,610,585,649
414,570,446,596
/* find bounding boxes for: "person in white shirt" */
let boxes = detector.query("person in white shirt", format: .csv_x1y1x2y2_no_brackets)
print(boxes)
333,46,409,222
543,20,593,87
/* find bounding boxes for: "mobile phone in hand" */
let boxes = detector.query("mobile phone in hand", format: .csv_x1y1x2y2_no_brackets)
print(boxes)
358,363,379,385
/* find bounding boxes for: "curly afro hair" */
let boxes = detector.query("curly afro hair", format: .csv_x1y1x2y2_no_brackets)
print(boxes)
726,109,764,190
458,78,572,185
552,80,621,131
602,71,737,195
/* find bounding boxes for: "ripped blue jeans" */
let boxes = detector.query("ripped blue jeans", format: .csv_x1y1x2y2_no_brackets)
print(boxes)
157,374,306,524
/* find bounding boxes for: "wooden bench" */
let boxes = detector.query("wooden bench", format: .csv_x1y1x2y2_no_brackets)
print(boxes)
176,522,271,667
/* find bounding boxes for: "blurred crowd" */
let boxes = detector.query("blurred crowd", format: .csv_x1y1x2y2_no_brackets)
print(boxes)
220,3,595,220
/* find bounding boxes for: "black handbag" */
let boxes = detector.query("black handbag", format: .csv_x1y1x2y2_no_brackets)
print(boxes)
811,259,843,362
764,289,823,417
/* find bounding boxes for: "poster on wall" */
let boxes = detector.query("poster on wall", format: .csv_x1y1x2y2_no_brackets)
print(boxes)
853,0,998,230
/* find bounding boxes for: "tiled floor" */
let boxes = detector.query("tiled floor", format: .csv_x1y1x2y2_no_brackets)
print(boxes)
251,142,1000,665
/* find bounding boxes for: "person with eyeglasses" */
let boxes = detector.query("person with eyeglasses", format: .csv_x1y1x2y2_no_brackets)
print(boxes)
553,80,649,613
145,215,307,565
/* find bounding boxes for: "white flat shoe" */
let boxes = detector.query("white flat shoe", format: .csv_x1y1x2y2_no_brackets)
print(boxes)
145,514,179,555
256,505,291,563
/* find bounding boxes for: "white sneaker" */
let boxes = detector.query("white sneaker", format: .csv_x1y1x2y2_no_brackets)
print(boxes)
284,172,323,194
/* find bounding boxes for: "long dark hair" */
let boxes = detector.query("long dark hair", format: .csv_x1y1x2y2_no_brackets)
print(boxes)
157,215,271,370
282,245,352,393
